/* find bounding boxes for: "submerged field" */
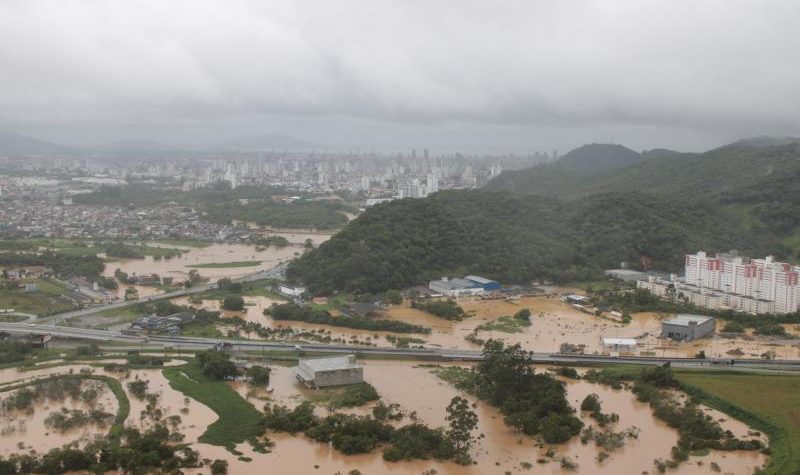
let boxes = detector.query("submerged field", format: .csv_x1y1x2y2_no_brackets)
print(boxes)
676,370,800,475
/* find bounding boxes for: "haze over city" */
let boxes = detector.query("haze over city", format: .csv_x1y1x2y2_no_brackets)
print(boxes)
2,0,800,152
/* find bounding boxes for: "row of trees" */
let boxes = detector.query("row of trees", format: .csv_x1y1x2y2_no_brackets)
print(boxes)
267,303,431,334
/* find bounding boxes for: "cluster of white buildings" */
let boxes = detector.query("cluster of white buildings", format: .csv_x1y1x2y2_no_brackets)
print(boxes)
638,251,800,314
396,174,440,199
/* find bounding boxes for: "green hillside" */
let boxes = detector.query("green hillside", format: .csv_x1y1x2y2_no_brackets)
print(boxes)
287,190,775,294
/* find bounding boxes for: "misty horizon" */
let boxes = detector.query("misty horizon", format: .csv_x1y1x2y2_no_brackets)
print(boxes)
1,1,799,153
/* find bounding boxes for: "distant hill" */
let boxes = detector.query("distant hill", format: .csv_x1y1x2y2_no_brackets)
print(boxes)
218,134,319,151
716,135,800,151
557,143,643,174
0,132,72,155
487,139,800,201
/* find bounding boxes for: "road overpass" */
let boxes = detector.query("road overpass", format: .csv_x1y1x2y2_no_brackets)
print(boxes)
3,321,800,373
37,263,288,324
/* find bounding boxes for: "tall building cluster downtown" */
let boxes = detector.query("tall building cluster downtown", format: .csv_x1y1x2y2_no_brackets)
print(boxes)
638,251,800,314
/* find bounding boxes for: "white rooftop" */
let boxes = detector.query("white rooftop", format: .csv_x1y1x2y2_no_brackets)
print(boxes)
664,314,713,326
465,275,497,284
300,355,362,373
602,338,638,346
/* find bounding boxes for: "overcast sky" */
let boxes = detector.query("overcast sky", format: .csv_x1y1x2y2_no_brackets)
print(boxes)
1,0,799,153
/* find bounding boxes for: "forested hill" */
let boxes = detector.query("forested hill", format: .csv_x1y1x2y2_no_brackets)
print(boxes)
555,143,643,174
486,141,800,201
286,190,779,295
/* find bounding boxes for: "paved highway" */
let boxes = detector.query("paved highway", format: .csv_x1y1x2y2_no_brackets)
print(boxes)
3,321,800,372
37,263,287,324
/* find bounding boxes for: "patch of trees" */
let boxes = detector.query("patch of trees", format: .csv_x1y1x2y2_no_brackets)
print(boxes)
251,236,290,248
264,395,477,463
127,354,165,367
267,303,431,334
197,350,237,380
0,341,33,364
245,365,270,386
0,424,205,474
44,408,115,431
216,278,242,293
454,340,584,444
580,394,619,427
411,299,466,320
329,383,379,408
127,380,149,399
222,295,245,311
0,251,104,280
104,243,145,259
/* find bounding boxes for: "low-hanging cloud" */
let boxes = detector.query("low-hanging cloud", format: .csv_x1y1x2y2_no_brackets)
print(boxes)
1,0,799,145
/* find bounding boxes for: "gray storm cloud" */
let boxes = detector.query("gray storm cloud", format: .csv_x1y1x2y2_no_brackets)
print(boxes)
0,0,799,149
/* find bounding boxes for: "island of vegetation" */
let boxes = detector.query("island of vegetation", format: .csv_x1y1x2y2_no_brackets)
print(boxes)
266,303,431,334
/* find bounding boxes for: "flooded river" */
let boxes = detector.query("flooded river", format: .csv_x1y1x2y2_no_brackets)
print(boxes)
0,359,768,474
196,361,767,475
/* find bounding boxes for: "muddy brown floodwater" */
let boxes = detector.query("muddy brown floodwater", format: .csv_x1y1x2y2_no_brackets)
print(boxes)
190,361,767,475
0,368,117,456
102,231,332,298
0,359,768,474
0,360,217,458
175,293,800,360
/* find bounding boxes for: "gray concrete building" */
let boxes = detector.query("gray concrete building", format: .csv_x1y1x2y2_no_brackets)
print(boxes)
661,314,715,341
293,355,364,388
428,277,484,298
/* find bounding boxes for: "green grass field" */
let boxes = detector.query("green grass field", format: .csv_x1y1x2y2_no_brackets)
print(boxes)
187,261,262,269
163,359,264,451
477,315,531,333
675,370,800,475
0,278,77,316
0,314,27,322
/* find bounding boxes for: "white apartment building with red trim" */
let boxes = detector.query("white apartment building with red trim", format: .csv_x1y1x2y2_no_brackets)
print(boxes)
684,251,800,313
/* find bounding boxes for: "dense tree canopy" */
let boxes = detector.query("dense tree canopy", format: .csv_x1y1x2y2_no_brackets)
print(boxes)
287,190,768,294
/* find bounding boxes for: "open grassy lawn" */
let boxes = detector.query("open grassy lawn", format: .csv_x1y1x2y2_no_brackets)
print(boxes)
188,260,262,269
0,278,77,316
477,315,531,333
180,322,225,338
675,370,800,475
0,289,77,315
163,359,264,451
192,279,288,302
